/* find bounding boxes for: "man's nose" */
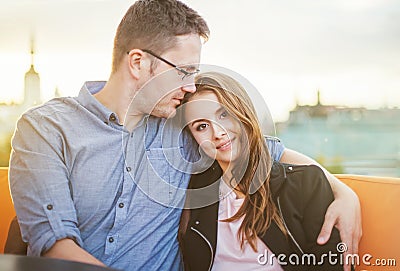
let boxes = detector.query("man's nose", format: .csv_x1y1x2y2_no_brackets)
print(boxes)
181,82,196,93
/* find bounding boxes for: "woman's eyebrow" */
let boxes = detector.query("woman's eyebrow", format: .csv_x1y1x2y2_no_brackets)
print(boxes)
190,118,206,127
188,103,225,127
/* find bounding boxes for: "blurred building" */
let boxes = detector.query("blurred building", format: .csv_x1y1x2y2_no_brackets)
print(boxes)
0,42,42,134
277,91,400,177
0,41,62,135
0,41,62,166
23,43,42,109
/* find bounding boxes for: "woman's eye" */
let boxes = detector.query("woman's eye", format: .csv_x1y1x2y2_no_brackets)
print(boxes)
196,123,208,131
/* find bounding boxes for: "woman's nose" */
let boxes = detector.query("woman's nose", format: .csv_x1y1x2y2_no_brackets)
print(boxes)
212,122,227,138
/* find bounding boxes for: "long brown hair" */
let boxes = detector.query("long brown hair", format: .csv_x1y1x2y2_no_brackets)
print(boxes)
183,72,287,251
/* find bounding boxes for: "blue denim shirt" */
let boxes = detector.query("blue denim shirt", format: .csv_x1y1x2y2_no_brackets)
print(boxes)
9,81,284,271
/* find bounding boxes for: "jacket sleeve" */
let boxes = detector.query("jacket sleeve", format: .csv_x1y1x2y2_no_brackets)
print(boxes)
9,112,82,256
299,165,342,269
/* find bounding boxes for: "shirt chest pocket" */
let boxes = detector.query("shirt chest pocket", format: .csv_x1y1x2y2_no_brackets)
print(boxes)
143,147,190,207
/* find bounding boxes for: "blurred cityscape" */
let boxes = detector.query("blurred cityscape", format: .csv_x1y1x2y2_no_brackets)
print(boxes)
0,43,60,167
276,92,400,177
1,46,399,177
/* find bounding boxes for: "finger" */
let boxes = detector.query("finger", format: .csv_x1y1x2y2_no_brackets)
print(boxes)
353,219,362,255
344,237,353,255
352,228,361,255
343,244,353,270
340,231,354,271
317,215,335,245
339,230,352,255
342,254,351,271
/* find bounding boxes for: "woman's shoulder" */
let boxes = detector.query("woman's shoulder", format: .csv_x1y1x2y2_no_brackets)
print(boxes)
189,161,222,189
270,162,332,199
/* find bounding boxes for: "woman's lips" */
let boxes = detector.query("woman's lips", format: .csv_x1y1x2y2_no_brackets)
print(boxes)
216,138,234,151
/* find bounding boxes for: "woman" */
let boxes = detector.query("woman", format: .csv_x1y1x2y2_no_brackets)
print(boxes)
178,72,343,271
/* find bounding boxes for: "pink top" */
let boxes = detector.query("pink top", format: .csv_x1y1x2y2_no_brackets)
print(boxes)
211,181,283,271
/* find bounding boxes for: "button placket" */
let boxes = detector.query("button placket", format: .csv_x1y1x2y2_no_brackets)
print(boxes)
104,233,119,258
104,133,134,257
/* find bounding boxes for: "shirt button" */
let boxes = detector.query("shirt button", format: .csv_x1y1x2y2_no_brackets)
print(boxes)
108,237,114,243
118,203,124,208
195,221,200,225
109,114,116,122
126,166,131,172
47,204,53,210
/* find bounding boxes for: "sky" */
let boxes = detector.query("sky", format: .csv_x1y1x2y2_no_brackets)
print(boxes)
0,0,399,122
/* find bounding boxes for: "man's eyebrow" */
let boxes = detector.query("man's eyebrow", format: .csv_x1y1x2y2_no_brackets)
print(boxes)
215,106,226,114
180,64,199,70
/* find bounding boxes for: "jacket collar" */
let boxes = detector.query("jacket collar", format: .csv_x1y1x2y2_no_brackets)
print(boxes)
269,162,287,198
190,161,287,198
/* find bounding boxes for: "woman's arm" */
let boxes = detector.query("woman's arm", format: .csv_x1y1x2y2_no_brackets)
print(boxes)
280,148,361,271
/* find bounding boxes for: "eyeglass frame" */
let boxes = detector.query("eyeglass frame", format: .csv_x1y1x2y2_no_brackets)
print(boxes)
126,49,200,80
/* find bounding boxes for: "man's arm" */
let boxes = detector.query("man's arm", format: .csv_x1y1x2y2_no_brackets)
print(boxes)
280,148,362,271
10,111,92,262
43,239,105,266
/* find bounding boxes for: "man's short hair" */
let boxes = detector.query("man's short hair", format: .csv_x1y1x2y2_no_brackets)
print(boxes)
112,0,210,73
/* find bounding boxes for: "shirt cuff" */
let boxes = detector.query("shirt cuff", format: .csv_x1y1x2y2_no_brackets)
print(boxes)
27,220,83,257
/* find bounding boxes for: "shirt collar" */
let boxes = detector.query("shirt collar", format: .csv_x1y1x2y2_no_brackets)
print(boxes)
219,179,237,200
76,81,116,123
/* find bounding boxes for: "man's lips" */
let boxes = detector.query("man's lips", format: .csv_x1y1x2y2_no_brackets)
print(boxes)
172,97,184,103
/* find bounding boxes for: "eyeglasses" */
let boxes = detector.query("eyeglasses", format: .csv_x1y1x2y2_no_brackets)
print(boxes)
127,49,200,80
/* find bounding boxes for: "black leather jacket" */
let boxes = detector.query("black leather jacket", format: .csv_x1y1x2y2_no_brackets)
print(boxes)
179,162,343,271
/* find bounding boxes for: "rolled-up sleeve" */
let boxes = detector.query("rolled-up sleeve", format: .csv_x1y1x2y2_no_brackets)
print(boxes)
9,111,83,256
265,136,285,162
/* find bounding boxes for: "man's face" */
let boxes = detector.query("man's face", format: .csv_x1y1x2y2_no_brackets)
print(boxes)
140,34,202,119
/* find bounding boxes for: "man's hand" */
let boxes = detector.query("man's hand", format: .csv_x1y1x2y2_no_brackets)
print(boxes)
280,149,362,271
317,181,362,271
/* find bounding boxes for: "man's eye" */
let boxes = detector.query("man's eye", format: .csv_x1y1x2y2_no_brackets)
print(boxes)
196,123,208,131
180,65,199,74
220,111,228,119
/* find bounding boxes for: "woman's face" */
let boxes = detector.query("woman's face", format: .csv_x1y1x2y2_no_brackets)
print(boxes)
184,91,242,171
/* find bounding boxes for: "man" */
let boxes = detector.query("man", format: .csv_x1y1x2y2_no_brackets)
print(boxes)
9,1,360,270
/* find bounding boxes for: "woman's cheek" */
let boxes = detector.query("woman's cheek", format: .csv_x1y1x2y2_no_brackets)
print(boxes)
199,140,217,159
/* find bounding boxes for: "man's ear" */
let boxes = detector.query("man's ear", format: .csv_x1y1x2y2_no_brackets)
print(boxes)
127,49,146,80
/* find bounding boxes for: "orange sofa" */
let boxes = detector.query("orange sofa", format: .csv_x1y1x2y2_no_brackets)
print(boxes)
336,174,400,270
0,167,15,254
1,168,399,270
